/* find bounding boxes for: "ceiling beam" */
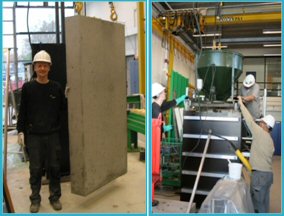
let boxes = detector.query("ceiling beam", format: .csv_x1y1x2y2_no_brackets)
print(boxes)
204,12,281,25
219,37,281,44
152,19,195,63
152,2,166,18
162,2,281,13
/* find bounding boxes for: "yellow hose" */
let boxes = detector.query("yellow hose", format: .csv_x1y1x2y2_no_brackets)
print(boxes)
235,149,252,172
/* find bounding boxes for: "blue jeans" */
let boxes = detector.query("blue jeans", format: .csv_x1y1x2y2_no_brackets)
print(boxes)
27,133,61,204
250,170,273,213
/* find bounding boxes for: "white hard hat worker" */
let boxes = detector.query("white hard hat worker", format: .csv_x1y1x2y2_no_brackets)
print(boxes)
243,74,255,88
152,82,166,98
33,50,52,65
260,114,276,130
32,50,52,83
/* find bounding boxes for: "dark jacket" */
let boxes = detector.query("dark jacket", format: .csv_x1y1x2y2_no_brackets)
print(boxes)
152,100,177,136
152,100,177,119
17,80,66,135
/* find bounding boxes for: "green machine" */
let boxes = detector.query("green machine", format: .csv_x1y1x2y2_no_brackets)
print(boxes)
162,50,243,187
197,50,243,101
168,71,189,139
127,95,145,152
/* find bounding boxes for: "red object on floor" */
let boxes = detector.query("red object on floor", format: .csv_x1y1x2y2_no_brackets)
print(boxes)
152,114,162,202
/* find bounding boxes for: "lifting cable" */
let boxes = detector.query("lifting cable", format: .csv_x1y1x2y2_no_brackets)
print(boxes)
3,48,15,213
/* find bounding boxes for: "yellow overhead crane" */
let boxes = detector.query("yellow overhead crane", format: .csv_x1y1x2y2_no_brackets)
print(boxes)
203,12,281,25
152,19,196,94
157,11,281,34
152,19,195,64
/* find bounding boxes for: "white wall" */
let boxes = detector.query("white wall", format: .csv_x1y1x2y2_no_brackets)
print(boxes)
152,33,168,85
230,48,281,57
173,49,195,85
241,58,265,83
229,48,281,82
85,2,137,35
85,2,138,56
152,32,196,86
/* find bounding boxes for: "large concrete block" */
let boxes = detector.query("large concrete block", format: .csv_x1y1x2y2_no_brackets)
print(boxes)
65,16,127,196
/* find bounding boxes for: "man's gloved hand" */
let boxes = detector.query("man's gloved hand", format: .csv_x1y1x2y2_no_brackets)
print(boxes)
163,124,173,132
238,96,243,105
18,132,25,147
65,85,70,98
176,95,187,105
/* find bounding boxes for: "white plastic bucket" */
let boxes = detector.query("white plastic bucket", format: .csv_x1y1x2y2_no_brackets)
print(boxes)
228,163,242,180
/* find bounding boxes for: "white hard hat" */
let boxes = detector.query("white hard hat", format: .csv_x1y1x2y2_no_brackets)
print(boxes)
152,82,165,98
243,74,255,88
33,50,52,65
261,114,275,129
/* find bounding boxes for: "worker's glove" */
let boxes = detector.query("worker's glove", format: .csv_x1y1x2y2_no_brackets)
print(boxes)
237,96,243,105
18,132,25,147
64,85,70,98
176,95,187,105
163,124,173,132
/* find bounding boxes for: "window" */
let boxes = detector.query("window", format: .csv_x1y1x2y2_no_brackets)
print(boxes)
16,8,56,33
2,2,75,88
266,57,281,96
239,57,281,96
3,22,13,35
3,8,13,20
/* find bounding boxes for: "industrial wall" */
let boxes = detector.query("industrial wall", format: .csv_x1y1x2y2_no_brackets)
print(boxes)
152,33,195,86
65,16,127,196
85,2,139,96
232,48,282,121
86,2,138,56
173,49,195,86
152,33,168,85
231,48,281,82
231,48,280,57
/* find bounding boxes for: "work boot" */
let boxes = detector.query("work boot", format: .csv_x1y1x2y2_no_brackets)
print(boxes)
30,203,40,213
152,200,159,206
50,200,62,211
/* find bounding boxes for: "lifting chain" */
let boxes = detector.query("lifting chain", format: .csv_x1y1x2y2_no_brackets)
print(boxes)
74,2,83,15
109,2,118,21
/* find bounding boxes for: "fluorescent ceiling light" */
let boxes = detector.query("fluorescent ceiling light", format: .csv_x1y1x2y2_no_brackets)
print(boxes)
193,33,221,37
263,30,281,34
203,45,227,49
263,54,281,56
263,44,281,47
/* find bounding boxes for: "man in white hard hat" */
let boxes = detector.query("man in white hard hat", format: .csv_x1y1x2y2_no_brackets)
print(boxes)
239,74,261,119
238,96,275,213
17,50,65,213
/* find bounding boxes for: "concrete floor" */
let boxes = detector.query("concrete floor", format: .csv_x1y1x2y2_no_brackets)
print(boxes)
6,135,146,213
5,133,281,213
270,156,282,213
155,156,282,213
